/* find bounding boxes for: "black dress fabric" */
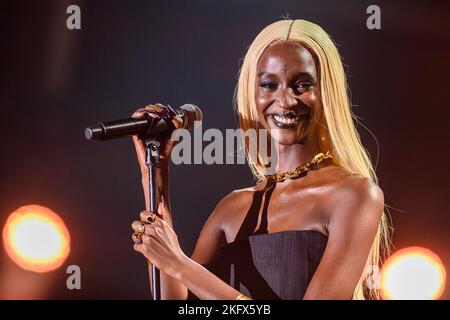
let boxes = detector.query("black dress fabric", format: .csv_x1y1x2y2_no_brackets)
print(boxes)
188,181,328,300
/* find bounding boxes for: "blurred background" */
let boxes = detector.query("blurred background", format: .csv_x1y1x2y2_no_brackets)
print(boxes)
0,0,449,299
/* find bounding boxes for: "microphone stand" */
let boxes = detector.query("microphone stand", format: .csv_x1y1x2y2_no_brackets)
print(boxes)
145,138,161,300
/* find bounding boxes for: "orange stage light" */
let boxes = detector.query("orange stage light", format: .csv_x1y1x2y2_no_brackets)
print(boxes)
381,246,446,300
2,205,70,273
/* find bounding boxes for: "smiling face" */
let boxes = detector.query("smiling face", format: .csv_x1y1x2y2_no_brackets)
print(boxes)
255,41,321,146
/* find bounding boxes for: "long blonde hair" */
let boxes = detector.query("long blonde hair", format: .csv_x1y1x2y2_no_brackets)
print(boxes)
235,19,390,299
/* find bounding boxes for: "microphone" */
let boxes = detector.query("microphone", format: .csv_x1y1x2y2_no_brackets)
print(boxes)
84,104,202,140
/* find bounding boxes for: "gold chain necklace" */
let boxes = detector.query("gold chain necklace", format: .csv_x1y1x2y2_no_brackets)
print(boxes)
265,151,333,183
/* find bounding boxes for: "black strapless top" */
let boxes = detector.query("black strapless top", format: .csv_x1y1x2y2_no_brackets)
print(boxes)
189,181,329,300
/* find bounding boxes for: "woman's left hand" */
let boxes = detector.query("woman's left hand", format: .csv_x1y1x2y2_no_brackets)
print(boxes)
131,201,187,279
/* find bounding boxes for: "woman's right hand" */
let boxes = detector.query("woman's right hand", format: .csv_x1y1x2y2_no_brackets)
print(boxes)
131,103,182,176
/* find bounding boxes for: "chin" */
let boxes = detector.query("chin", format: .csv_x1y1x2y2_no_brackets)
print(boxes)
270,130,304,146
266,116,311,146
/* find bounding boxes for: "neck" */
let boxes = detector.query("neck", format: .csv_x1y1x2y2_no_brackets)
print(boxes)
275,145,321,173
274,136,323,173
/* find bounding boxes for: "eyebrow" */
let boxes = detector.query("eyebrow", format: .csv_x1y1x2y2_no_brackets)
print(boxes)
257,71,315,79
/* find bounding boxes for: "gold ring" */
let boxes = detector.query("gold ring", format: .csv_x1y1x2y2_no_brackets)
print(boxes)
146,213,156,224
136,223,146,233
132,232,143,244
144,104,162,112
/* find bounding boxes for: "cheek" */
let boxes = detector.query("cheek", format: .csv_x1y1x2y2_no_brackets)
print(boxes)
255,91,271,110
255,92,272,122
300,90,319,109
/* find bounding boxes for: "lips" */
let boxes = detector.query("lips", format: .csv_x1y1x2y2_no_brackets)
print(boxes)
267,111,309,129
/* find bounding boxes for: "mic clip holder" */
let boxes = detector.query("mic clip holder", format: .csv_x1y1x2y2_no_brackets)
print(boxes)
145,139,160,168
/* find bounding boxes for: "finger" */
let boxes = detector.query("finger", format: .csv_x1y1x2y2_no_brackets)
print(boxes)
142,233,165,251
145,104,164,111
132,232,143,245
145,219,166,243
140,208,163,221
133,243,145,254
156,195,172,220
142,233,156,244
139,210,161,223
139,104,166,119
170,113,183,129
131,103,163,117
131,220,147,233
139,210,150,221
142,104,179,124
157,201,166,219
131,109,160,120
134,237,165,267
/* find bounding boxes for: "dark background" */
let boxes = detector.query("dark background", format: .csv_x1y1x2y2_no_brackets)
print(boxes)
0,0,449,299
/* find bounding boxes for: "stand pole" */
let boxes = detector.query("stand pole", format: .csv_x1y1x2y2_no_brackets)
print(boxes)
145,140,161,300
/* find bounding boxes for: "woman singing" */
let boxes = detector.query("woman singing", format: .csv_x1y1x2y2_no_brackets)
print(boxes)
130,19,390,300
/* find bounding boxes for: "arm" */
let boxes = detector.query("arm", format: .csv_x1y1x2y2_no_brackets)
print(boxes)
140,163,230,299
160,190,232,299
177,194,243,299
303,177,384,299
156,201,246,300
130,105,187,299
133,192,247,300
174,255,244,300
132,104,248,299
142,161,187,299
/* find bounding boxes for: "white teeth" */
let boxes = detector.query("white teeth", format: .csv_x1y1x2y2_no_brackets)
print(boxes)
272,114,300,124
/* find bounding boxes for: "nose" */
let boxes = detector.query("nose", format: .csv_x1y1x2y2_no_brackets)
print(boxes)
276,87,297,109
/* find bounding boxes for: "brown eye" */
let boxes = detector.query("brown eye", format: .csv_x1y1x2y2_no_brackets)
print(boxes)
260,82,278,90
296,81,313,92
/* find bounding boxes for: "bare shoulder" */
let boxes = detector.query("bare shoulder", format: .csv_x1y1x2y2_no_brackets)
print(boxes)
334,174,384,208
208,182,263,235
192,183,261,261
319,166,384,224
209,183,264,241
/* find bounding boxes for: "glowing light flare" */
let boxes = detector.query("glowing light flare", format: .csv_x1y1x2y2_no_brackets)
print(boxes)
381,246,446,300
2,205,70,273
